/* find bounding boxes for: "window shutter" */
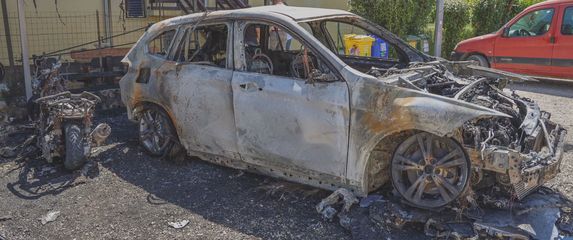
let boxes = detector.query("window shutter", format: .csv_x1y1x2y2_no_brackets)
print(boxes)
126,0,146,18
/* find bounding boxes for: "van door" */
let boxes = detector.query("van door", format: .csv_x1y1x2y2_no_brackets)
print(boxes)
494,7,557,76
551,4,573,79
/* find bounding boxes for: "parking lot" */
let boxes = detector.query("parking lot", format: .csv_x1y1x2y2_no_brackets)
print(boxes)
0,82,571,240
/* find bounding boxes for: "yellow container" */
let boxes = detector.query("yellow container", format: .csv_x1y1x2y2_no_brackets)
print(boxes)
343,34,375,57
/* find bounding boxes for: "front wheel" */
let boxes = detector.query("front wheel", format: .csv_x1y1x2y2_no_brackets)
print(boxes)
466,55,489,68
64,123,88,170
390,132,470,209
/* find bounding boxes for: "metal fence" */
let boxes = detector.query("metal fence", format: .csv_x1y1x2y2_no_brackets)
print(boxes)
0,10,149,72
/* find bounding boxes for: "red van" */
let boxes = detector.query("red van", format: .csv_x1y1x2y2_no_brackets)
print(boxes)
452,0,573,79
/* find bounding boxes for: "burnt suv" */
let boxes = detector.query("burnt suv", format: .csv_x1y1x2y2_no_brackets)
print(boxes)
120,5,567,209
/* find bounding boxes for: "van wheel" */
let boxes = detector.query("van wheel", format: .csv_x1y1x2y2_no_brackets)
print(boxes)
466,55,489,68
390,132,470,209
138,106,183,159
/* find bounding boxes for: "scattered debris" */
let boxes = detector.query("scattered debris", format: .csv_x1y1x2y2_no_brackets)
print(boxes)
123,147,129,154
91,123,112,147
168,219,189,229
321,187,573,239
37,166,57,177
0,146,17,158
359,194,384,208
39,211,60,225
316,188,358,221
229,170,244,179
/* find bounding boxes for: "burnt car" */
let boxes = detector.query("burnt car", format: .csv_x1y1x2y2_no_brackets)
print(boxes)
120,5,567,209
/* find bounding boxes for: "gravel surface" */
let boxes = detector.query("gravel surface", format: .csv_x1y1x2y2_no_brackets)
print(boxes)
0,83,571,240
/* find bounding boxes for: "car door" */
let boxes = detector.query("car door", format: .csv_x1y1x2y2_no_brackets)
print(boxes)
231,21,350,177
164,21,239,159
551,4,573,79
494,7,557,76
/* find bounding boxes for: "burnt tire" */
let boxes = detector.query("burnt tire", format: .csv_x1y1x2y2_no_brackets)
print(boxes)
466,55,489,68
138,105,183,160
390,132,471,209
64,123,87,170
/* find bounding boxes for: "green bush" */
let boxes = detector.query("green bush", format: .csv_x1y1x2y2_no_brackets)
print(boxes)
442,0,471,57
350,0,435,38
470,0,545,36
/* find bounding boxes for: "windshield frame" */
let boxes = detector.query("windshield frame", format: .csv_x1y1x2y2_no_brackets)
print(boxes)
297,15,430,63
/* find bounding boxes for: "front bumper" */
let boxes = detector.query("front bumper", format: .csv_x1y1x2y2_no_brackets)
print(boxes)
450,51,465,61
467,123,567,199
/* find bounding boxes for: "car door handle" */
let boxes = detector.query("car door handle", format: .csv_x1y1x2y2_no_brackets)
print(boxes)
239,82,261,91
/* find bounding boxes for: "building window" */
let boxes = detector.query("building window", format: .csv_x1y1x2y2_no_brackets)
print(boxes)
126,0,146,18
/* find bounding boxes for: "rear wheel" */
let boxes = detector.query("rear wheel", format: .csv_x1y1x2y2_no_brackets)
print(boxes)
466,54,489,68
391,132,470,209
138,106,181,158
64,123,87,170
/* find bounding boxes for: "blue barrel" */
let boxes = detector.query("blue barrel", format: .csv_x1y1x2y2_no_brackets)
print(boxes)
369,35,388,59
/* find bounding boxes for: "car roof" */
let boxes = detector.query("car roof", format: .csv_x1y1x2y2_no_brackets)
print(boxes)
161,4,353,25
232,4,352,21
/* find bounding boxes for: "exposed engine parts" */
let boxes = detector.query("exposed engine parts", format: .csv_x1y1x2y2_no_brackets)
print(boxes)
376,61,567,201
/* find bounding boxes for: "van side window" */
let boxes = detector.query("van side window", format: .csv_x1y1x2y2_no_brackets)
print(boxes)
508,8,555,37
147,30,176,58
562,7,573,35
173,24,228,68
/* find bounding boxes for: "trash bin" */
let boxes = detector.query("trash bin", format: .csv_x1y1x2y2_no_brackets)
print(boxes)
406,35,431,54
343,34,375,57
369,35,389,59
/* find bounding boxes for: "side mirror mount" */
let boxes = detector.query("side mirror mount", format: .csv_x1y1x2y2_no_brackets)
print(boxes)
502,27,510,37
307,69,338,83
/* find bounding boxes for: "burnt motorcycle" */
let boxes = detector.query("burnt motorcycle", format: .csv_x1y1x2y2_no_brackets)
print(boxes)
34,91,101,170
30,56,102,170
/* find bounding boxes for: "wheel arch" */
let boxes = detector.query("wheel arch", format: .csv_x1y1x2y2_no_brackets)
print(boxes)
462,52,491,67
360,127,468,194
132,100,181,137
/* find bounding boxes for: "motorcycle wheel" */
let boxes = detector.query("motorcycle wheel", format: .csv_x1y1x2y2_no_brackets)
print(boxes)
64,123,87,170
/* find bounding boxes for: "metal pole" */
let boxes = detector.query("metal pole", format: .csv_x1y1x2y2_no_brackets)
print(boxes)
434,0,444,57
1,0,15,82
103,0,112,46
17,0,32,100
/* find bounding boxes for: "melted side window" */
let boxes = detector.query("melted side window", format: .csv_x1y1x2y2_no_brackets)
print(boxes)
147,29,177,58
173,23,229,68
243,22,336,81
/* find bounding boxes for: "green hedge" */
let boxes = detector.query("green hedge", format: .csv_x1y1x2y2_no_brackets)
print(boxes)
443,0,471,57
350,0,435,38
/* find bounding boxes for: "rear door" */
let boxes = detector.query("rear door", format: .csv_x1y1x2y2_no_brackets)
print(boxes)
552,4,573,79
494,7,557,76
